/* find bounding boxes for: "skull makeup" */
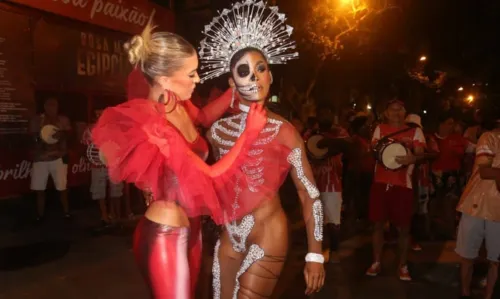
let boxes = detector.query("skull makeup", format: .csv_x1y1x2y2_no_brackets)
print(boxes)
230,49,272,102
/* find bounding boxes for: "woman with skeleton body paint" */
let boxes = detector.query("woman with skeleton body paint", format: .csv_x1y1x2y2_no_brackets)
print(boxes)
199,2,326,298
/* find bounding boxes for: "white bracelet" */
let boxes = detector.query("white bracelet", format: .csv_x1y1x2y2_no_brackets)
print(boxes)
305,253,324,264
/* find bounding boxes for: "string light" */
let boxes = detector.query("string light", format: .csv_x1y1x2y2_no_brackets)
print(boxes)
458,87,464,91
367,104,372,110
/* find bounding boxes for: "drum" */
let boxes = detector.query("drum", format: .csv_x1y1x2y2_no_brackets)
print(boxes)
86,143,106,166
40,125,60,145
306,134,329,160
374,139,408,170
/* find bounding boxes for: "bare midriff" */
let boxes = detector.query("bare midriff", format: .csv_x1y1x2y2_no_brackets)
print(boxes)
243,194,288,245
145,200,190,227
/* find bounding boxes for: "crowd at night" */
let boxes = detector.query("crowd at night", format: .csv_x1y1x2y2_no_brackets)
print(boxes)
1,0,500,299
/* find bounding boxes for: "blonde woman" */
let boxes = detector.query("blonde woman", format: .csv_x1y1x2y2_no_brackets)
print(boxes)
91,24,268,298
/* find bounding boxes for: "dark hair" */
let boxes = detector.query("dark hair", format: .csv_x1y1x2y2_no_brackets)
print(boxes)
306,117,318,128
229,47,267,71
437,112,454,125
45,97,58,103
318,119,333,131
350,116,368,134
480,107,500,131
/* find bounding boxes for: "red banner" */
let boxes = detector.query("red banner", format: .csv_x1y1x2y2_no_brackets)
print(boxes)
0,145,92,199
7,0,175,34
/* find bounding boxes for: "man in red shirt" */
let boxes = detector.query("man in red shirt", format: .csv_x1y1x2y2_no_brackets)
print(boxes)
365,100,426,281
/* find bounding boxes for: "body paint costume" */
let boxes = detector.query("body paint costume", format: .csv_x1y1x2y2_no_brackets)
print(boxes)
198,1,324,298
90,69,276,298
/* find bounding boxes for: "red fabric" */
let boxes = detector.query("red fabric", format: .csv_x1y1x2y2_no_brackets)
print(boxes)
369,182,414,227
91,99,273,225
372,124,426,189
430,133,469,172
133,218,193,299
312,128,349,193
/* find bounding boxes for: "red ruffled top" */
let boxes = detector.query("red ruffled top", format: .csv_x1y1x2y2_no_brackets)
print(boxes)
91,99,270,224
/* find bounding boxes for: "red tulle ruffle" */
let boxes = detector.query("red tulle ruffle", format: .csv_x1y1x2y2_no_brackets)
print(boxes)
91,99,287,224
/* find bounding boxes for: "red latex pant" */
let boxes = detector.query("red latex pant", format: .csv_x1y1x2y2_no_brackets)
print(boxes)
133,217,202,299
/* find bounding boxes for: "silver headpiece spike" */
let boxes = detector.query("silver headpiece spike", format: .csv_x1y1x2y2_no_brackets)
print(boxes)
198,0,299,83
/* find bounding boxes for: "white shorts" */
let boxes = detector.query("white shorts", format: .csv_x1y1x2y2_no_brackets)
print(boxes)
90,168,123,200
320,192,342,225
31,158,68,191
456,213,500,262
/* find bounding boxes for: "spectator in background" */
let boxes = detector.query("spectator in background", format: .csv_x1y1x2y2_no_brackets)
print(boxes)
428,113,475,239
456,112,500,299
365,100,426,281
290,116,305,135
303,116,319,140
83,110,125,226
29,97,71,221
463,109,485,182
346,116,375,223
312,113,349,263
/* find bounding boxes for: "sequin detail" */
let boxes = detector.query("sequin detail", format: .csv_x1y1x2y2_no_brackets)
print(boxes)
212,239,221,299
312,199,324,241
211,113,283,252
287,148,320,199
226,214,255,252
233,244,265,299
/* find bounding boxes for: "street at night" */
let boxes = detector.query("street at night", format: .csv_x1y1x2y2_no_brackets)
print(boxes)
0,196,493,299
1,0,500,298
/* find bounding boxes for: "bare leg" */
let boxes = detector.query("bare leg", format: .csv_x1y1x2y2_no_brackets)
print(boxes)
460,258,474,297
236,243,287,298
36,191,46,218
110,197,122,220
485,261,499,299
373,222,384,262
398,226,410,266
217,232,245,299
59,190,70,214
98,198,109,222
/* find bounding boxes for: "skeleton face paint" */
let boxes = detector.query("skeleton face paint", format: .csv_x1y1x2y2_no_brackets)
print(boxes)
231,51,272,102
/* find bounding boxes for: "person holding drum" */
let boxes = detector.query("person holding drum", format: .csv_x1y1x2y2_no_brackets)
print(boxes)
29,97,72,222
365,99,426,281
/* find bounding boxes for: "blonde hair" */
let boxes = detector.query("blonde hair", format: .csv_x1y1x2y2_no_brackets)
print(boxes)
124,23,196,83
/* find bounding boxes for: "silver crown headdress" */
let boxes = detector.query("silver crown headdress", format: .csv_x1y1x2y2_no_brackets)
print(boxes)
198,0,299,83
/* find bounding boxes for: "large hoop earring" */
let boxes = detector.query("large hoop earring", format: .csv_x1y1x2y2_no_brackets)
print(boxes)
163,90,177,114
230,88,236,108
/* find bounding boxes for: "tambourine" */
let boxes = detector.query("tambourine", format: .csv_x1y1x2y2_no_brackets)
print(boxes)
306,134,329,160
40,125,60,145
86,143,106,166
373,139,408,170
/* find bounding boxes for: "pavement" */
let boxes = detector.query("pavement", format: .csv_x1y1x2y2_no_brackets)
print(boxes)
0,192,497,299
